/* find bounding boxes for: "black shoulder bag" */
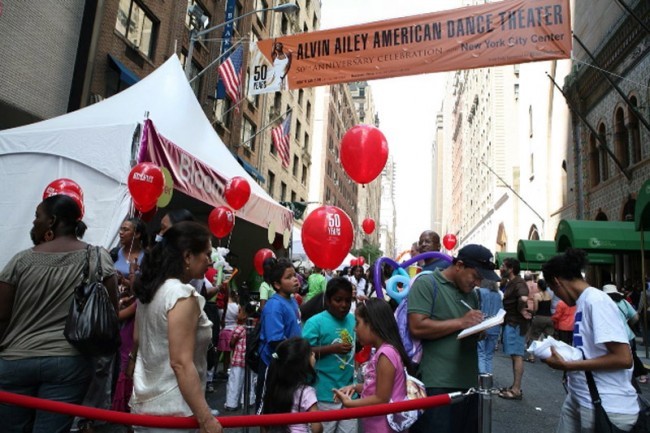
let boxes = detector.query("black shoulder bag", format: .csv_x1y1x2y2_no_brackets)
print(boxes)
64,246,121,357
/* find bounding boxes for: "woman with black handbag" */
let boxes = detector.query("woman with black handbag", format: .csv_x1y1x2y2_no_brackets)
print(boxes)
0,194,118,433
542,249,639,432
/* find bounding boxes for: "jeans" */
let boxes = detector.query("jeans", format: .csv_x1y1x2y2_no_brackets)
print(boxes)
0,355,92,433
478,334,499,374
410,387,478,433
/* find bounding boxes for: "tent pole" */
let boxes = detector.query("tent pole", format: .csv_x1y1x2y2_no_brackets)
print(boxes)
642,229,648,358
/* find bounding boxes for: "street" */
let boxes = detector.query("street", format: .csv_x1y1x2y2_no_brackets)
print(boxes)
97,345,650,433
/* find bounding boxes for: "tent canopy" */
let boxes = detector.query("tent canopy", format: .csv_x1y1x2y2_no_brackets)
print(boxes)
635,179,650,231
0,56,291,268
555,219,650,252
495,250,541,271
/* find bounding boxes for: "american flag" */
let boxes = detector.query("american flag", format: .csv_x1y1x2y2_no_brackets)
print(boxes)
217,45,244,105
272,113,292,168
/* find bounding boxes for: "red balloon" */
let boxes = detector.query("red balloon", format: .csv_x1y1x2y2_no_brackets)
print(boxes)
128,163,164,209
443,234,458,250
361,218,376,234
224,176,251,211
134,200,156,213
301,206,354,270
340,125,389,184
358,256,365,266
43,178,84,201
208,206,235,238
254,248,276,276
351,258,358,267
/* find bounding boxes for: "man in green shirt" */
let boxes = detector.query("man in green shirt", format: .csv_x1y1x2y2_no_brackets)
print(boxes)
305,266,327,301
408,244,500,433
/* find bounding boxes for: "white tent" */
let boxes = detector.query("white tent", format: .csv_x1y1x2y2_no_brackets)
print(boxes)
0,56,292,268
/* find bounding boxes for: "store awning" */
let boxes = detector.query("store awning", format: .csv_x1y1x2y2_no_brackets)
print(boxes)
635,179,650,231
517,240,556,263
108,54,140,86
518,239,614,265
556,219,650,252
236,156,265,183
494,251,541,271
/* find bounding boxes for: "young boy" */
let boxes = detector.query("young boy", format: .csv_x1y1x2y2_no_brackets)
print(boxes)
225,304,257,411
302,277,356,433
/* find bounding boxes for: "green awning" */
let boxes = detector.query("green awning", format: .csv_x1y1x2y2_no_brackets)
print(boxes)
518,239,614,265
495,251,541,271
635,180,650,231
556,219,650,252
517,240,556,263
494,252,517,267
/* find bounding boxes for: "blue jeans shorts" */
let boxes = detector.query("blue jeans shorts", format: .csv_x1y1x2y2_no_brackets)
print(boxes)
502,324,526,356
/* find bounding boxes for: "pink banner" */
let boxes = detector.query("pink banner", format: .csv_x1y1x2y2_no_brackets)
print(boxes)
140,120,293,234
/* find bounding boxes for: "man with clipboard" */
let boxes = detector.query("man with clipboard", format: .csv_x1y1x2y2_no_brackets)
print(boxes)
408,245,500,433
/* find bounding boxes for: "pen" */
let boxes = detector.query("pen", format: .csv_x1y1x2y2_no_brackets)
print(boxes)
460,300,474,311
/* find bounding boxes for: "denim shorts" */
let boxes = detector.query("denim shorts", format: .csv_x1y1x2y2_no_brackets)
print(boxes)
502,324,526,356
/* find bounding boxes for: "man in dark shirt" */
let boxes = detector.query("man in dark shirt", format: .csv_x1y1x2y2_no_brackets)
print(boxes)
498,257,533,400
418,230,451,271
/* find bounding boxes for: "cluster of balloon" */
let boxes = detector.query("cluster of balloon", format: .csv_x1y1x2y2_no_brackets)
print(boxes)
350,257,365,267
43,178,85,218
208,206,235,239
301,206,354,270
340,125,389,185
224,176,251,211
128,163,164,212
254,248,275,276
442,233,458,250
361,217,376,235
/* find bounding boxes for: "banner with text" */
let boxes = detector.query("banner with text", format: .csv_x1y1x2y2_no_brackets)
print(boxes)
248,0,571,92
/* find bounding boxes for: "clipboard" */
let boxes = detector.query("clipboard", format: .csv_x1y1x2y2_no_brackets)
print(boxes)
457,309,506,339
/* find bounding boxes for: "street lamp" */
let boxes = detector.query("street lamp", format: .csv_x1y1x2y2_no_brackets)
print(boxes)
184,3,300,79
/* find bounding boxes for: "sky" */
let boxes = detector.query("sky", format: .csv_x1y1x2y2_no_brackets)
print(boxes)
319,1,450,254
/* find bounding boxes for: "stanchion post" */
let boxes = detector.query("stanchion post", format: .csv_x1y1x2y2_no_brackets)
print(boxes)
478,374,493,433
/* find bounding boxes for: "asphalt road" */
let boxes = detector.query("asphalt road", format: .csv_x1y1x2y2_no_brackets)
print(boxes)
97,348,649,433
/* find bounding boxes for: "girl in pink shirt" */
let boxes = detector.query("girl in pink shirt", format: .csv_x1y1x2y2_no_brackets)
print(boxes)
334,299,410,433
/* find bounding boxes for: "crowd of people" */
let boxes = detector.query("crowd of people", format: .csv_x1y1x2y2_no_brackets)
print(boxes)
0,202,645,433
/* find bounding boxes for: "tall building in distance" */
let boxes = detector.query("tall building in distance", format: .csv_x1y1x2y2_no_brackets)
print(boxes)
379,156,397,259
309,84,360,232
349,81,381,248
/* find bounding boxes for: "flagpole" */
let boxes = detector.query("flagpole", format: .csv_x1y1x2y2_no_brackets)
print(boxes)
239,108,292,148
189,39,245,84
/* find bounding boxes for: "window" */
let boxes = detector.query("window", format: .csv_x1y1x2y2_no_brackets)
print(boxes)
241,117,257,151
281,15,290,34
528,105,533,137
255,0,268,26
301,165,308,185
291,191,297,203
179,53,201,96
598,123,609,182
293,156,299,177
116,0,156,58
326,187,331,202
295,119,302,141
298,89,304,106
629,96,642,164
280,182,287,201
274,93,282,112
306,101,312,120
304,133,310,150
267,171,275,196
614,107,629,167
589,133,600,187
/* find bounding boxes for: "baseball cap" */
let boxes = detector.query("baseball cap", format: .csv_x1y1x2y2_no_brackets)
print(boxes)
456,244,500,281
602,284,621,295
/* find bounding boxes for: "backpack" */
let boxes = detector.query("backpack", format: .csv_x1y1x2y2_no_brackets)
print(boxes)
245,319,262,372
395,271,437,365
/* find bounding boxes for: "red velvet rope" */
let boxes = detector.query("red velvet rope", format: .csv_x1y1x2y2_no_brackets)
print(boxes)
0,391,455,429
